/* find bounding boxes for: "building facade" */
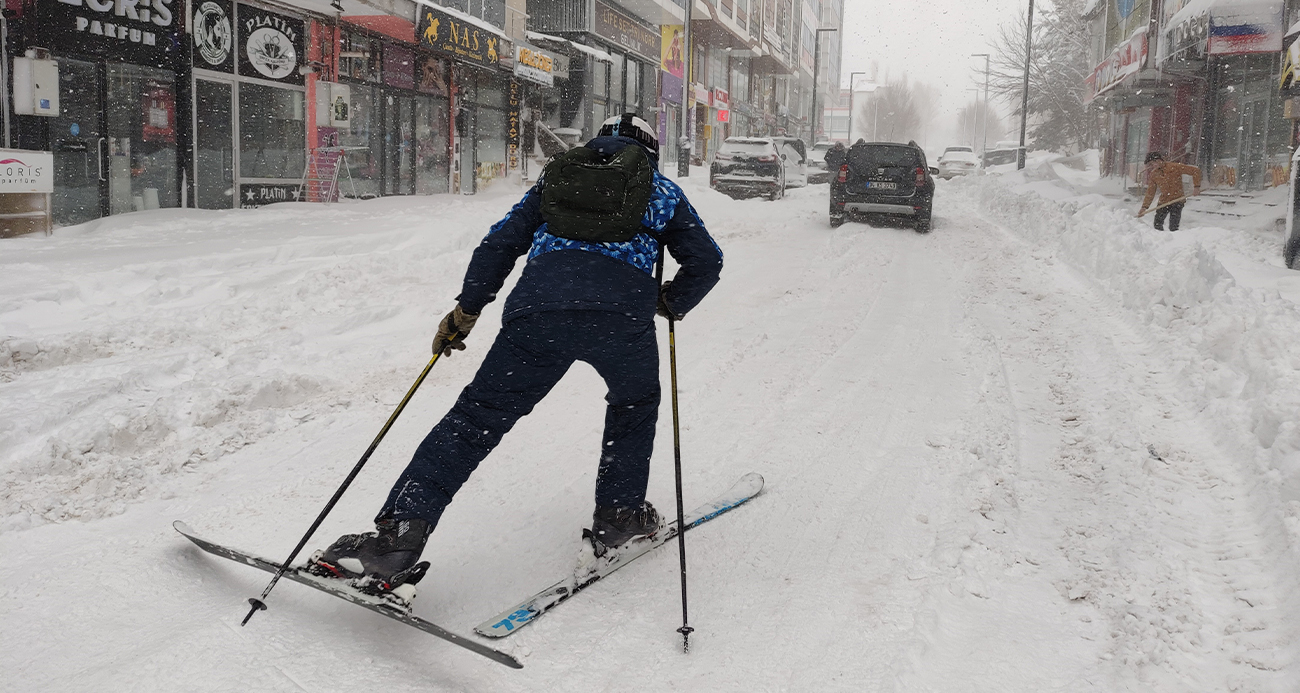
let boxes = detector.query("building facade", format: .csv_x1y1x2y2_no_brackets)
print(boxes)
3,0,840,231
1086,0,1293,191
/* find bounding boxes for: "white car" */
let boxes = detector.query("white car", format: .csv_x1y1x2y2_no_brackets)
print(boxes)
807,141,834,183
771,136,809,188
937,148,980,179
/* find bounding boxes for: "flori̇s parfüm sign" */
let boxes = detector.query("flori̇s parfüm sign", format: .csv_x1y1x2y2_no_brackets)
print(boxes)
33,0,183,68
0,150,54,194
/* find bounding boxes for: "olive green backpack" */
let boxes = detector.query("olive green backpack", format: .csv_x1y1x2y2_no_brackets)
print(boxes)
539,144,654,243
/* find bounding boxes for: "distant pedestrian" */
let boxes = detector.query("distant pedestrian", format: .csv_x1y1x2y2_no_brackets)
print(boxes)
824,141,847,176
1138,152,1202,232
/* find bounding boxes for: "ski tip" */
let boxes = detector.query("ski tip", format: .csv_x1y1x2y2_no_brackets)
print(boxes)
738,472,765,494
173,520,195,536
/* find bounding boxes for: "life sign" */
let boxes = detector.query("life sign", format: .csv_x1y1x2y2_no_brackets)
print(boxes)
417,7,502,69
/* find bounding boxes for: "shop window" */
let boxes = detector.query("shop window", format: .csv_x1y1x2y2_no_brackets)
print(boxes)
106,64,179,214
338,84,382,197
239,82,306,179
593,59,609,98
610,55,624,112
625,58,640,112
341,33,382,83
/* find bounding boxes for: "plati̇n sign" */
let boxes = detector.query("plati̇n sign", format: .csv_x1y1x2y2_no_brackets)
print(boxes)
244,12,297,43
58,0,176,46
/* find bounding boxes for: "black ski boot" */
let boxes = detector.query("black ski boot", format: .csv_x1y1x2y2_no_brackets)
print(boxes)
586,502,662,558
307,518,433,603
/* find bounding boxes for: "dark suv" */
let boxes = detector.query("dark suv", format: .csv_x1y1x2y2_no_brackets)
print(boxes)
829,141,936,232
710,137,785,200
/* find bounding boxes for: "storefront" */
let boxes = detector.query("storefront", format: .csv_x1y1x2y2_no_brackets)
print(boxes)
13,0,187,225
190,0,310,209
334,26,452,198
415,3,511,193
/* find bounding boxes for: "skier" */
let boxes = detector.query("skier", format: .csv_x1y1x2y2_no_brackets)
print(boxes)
309,113,724,594
1138,152,1202,232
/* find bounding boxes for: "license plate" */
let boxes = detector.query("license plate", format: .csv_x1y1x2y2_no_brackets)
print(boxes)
866,181,897,190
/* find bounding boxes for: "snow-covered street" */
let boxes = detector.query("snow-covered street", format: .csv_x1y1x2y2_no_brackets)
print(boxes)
5,174,1300,691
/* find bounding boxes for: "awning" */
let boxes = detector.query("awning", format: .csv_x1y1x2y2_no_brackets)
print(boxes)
526,31,615,63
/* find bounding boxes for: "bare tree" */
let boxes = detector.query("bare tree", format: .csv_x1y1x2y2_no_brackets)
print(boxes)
956,99,1008,149
855,75,939,144
988,0,1099,152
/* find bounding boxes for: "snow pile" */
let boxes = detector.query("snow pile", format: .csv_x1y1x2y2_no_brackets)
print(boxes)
954,174,1300,530
0,197,510,532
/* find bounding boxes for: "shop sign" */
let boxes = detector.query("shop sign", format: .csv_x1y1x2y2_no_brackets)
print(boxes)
513,43,554,86
1208,1,1283,55
508,80,521,169
192,0,234,72
29,0,183,68
594,1,658,60
1284,35,1300,91
1084,27,1147,103
713,88,729,109
239,182,300,208
0,149,53,194
691,83,711,106
238,5,305,85
660,25,685,79
717,109,730,124
417,5,504,70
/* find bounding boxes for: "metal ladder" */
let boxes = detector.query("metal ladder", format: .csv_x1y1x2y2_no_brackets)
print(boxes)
297,146,361,203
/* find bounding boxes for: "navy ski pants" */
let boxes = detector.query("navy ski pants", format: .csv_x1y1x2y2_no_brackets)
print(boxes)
378,310,660,528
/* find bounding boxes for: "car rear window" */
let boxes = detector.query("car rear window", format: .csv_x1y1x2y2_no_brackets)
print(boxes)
721,141,774,155
847,146,921,172
983,150,1018,166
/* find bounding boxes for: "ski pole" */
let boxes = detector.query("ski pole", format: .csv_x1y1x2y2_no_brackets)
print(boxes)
656,257,693,653
241,337,455,626
667,312,693,652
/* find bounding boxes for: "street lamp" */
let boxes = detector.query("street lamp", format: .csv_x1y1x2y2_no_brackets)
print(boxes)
970,53,990,155
847,71,866,143
811,27,838,144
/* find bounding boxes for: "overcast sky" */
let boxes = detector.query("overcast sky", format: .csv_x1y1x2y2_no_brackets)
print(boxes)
837,0,1029,143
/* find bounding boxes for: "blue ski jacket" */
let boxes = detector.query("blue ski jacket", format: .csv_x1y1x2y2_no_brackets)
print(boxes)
456,136,723,323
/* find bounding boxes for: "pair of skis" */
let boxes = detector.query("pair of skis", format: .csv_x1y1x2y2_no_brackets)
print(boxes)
175,472,762,670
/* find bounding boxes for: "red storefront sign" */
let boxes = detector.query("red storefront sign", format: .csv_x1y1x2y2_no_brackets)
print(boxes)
713,88,729,109
1085,27,1148,103
717,109,730,123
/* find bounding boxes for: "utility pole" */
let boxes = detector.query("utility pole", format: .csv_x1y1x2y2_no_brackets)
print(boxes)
811,27,838,145
848,71,866,142
1018,0,1034,170
678,0,693,177
971,53,990,155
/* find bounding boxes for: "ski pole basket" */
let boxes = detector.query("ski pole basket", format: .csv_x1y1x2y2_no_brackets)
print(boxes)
297,146,363,203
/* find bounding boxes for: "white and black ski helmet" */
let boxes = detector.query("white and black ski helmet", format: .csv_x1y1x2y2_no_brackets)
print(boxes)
598,113,659,157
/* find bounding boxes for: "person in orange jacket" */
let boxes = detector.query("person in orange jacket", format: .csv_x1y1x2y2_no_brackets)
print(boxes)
1138,151,1202,231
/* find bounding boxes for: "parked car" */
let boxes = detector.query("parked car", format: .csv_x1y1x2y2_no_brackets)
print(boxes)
710,137,786,200
936,147,980,179
829,140,937,232
807,141,835,183
981,147,1023,168
771,136,809,188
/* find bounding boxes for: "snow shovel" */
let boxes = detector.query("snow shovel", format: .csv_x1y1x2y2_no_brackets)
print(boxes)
1137,195,1189,218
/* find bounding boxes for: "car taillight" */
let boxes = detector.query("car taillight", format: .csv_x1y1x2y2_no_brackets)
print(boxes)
715,152,732,161
915,167,926,186
837,164,848,183
757,155,776,162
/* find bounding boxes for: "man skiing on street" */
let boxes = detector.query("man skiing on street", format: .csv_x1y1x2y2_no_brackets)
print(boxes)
308,114,724,596
1138,152,1202,232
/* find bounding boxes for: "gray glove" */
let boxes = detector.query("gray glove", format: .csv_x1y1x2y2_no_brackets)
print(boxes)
433,305,479,356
